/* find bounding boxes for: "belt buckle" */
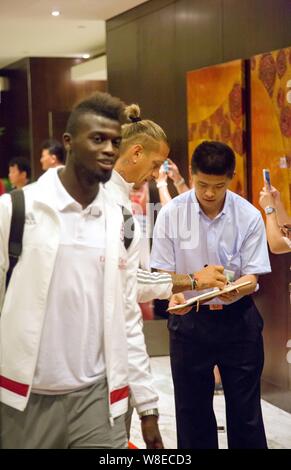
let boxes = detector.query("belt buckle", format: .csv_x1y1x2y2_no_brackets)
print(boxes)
209,304,223,310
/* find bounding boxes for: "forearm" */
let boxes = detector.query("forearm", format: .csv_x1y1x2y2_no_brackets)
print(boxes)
218,273,258,303
157,270,193,293
266,212,288,253
157,184,172,206
233,274,258,296
125,241,159,412
160,265,227,293
173,178,189,194
126,300,159,412
171,273,192,293
137,269,172,302
126,312,159,412
275,200,291,226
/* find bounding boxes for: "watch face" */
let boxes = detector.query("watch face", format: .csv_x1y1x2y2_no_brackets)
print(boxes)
265,207,275,214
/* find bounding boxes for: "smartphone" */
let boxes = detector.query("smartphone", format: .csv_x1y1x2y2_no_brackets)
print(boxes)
263,168,271,191
163,159,169,173
224,269,235,282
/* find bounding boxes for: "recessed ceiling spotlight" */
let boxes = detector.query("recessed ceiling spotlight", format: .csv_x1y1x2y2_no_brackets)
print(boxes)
51,10,60,17
82,54,90,59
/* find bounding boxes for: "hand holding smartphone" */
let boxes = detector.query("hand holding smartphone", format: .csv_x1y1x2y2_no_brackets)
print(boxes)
263,169,271,191
163,159,169,173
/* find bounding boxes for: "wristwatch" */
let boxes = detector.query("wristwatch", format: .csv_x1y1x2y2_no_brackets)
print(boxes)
139,408,159,420
188,273,198,290
264,206,275,215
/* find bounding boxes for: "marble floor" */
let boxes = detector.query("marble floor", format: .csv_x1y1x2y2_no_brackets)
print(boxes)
130,356,291,449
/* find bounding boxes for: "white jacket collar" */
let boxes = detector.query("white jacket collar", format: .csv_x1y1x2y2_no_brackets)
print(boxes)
106,170,134,207
31,168,113,213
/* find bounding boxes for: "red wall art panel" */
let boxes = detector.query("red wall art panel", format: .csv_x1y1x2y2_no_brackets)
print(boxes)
250,46,291,214
187,59,247,197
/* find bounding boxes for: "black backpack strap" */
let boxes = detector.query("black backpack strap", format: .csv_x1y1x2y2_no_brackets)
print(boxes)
6,189,25,288
122,206,135,250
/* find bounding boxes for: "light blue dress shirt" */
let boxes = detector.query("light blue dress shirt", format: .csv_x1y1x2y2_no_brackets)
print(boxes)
150,189,271,303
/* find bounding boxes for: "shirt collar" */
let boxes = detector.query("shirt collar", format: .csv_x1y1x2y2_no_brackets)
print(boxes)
191,188,231,219
53,168,103,213
110,170,135,198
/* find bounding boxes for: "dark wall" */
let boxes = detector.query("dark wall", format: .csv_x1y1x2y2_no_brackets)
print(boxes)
29,58,107,177
255,253,291,412
1,57,107,179
107,0,291,180
0,60,30,177
107,0,291,411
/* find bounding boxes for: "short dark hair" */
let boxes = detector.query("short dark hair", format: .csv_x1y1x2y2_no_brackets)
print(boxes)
191,141,235,178
41,139,65,164
9,157,31,179
66,91,126,136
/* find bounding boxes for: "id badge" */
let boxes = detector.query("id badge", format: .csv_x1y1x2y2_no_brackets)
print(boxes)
224,269,235,282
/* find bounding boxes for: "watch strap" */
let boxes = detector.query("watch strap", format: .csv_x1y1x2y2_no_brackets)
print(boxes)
139,408,159,419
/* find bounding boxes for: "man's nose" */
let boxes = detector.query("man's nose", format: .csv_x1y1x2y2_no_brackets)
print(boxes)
205,188,215,197
102,140,115,154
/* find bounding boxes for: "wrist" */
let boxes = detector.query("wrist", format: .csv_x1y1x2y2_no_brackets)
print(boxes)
193,271,203,289
174,177,185,188
156,181,168,189
139,408,159,420
264,206,276,215
187,273,198,290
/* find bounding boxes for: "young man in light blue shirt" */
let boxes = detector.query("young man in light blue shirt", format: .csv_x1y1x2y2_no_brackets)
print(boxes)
151,140,271,449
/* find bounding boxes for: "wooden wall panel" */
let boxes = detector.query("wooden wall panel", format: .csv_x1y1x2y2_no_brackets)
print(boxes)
29,58,107,177
255,253,291,412
137,4,176,148
1,57,107,179
107,21,139,105
174,0,223,178
223,0,291,61
255,255,291,388
0,60,30,177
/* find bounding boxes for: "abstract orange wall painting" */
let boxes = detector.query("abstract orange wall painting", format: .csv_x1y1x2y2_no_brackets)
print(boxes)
187,60,247,197
250,47,291,214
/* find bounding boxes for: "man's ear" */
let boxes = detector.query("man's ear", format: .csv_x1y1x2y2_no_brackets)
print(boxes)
63,133,72,152
131,144,143,163
133,143,143,157
228,171,236,182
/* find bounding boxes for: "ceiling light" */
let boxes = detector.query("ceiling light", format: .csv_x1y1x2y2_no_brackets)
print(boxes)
51,10,60,17
82,54,90,59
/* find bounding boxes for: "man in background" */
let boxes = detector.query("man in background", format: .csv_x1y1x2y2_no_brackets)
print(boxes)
40,139,65,171
8,157,31,189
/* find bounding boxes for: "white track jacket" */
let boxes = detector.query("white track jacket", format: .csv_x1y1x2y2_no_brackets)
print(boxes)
0,169,158,420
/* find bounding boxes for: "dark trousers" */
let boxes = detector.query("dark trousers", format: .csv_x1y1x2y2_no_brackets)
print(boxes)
168,296,267,449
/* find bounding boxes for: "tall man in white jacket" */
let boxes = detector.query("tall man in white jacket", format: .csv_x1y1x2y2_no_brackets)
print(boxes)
0,92,163,449
107,104,227,438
